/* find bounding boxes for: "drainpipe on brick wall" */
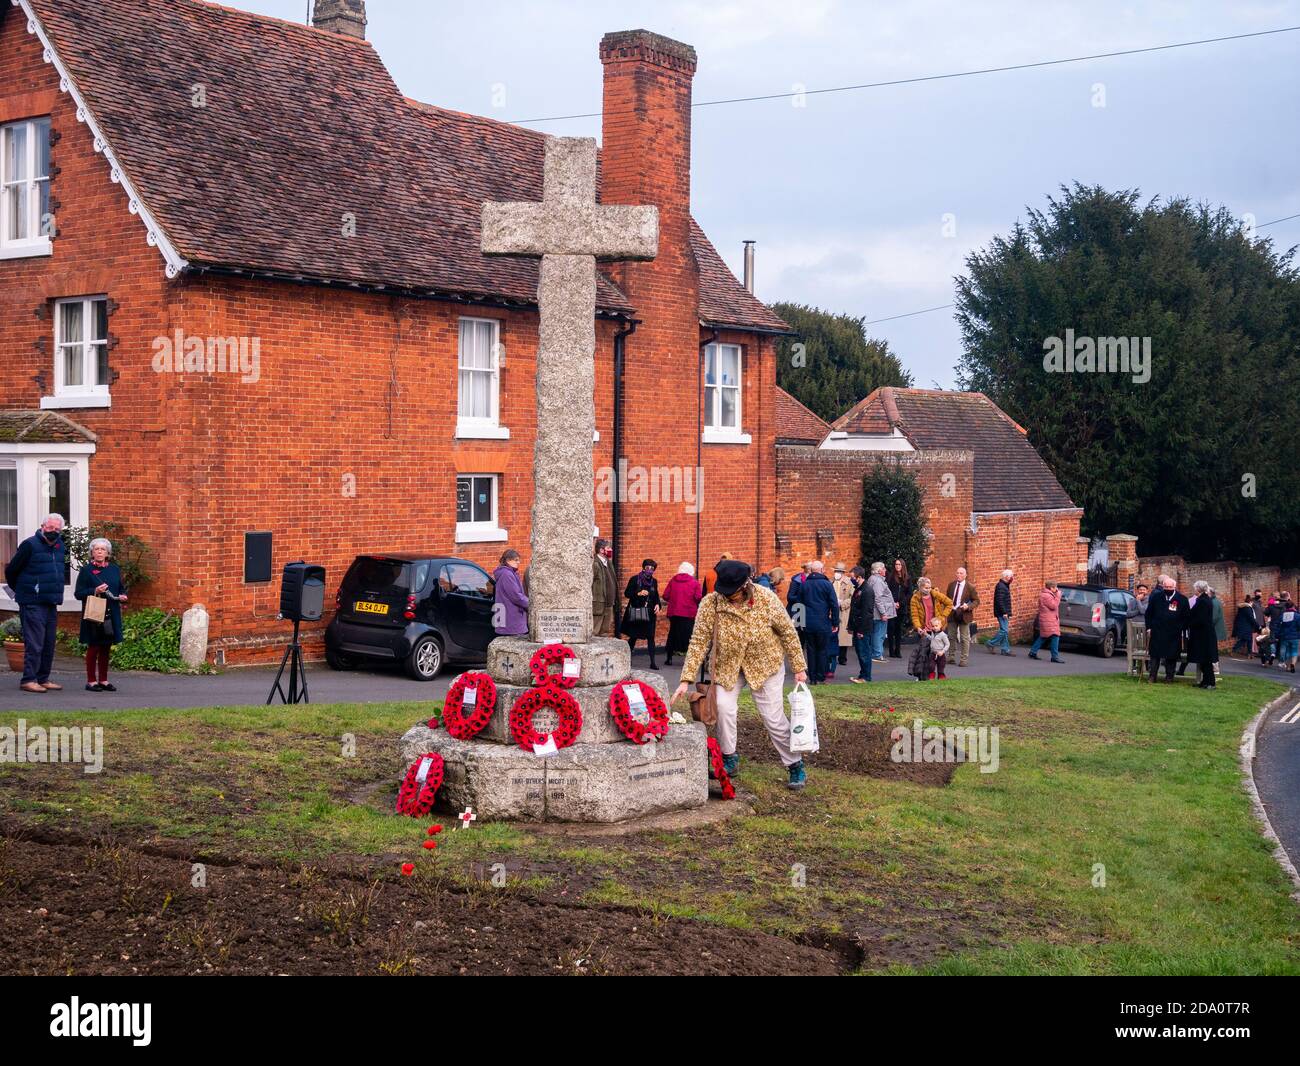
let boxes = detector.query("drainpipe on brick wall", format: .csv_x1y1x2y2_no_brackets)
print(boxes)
612,318,639,575
698,327,720,578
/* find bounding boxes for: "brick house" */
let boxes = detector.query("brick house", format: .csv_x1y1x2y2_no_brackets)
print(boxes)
0,0,792,662
774,387,1086,636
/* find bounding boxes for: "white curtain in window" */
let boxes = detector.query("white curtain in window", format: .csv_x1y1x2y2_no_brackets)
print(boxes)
704,344,741,430
458,319,497,421
59,300,84,388
2,123,29,242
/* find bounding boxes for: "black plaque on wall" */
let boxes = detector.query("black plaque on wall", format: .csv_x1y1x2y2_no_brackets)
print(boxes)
244,531,273,584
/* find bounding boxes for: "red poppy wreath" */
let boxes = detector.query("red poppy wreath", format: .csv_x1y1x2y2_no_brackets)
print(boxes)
706,737,736,800
528,643,580,688
441,671,497,739
509,681,582,752
608,679,670,744
396,752,445,817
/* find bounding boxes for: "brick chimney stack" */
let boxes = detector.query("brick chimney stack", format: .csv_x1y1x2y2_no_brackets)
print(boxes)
599,30,697,279
313,0,367,39
598,30,704,587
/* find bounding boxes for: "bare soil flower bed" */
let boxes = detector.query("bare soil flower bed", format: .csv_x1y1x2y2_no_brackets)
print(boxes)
0,827,846,976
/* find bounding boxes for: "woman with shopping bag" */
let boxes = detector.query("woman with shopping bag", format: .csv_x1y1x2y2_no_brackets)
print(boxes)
671,560,811,791
73,537,127,692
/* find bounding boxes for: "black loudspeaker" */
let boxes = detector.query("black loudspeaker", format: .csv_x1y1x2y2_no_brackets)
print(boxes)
280,561,326,622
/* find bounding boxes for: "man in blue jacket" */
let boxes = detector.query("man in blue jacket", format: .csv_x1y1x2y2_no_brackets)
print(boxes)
4,514,67,693
799,561,840,684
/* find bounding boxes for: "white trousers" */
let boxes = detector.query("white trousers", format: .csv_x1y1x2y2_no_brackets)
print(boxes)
715,664,798,767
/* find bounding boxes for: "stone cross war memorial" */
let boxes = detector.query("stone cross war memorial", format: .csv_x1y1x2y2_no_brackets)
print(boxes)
480,136,657,646
400,136,710,823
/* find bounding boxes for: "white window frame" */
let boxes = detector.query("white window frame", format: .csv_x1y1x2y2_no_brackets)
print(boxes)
0,444,94,613
702,342,751,444
43,296,111,409
455,317,509,440
0,116,53,260
455,473,507,543
0,461,17,579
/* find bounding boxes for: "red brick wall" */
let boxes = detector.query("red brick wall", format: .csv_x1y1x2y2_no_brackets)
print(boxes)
774,442,1084,637
773,445,974,587
1135,555,1300,610
0,13,177,609
155,275,626,661
2,19,781,664
966,513,1087,637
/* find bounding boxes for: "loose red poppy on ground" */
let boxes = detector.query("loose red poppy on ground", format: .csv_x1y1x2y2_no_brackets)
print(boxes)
422,840,437,850
401,863,414,876
426,824,442,835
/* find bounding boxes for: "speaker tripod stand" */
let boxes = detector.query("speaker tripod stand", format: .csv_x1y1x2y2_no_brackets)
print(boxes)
267,617,310,705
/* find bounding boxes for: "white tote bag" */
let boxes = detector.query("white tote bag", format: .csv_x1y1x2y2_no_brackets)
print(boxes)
787,681,820,754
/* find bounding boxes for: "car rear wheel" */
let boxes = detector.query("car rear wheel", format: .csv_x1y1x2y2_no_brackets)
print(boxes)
406,634,443,681
1099,629,1117,658
326,646,357,671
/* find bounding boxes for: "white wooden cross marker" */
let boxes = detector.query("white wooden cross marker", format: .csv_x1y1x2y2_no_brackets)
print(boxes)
458,805,478,829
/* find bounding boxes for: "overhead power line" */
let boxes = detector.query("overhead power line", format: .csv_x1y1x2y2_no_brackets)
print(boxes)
513,25,1300,124
861,208,1299,327
865,304,955,325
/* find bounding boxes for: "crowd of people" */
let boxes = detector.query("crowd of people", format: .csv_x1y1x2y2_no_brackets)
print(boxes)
490,543,1103,689
1127,576,1298,683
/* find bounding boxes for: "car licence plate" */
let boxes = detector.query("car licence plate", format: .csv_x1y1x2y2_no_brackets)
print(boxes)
354,601,389,616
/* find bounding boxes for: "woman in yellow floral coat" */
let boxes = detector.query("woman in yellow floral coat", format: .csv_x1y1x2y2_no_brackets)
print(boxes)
672,560,810,790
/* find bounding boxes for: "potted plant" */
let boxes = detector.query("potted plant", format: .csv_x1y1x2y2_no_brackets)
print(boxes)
1,616,24,674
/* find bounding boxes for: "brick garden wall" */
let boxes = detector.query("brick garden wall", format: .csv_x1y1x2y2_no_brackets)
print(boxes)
1134,555,1300,611
773,443,1085,638
966,512,1088,637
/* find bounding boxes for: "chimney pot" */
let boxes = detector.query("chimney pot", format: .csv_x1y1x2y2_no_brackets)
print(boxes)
743,240,755,294
313,0,367,39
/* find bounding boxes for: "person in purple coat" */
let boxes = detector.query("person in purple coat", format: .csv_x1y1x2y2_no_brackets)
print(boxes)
492,549,529,636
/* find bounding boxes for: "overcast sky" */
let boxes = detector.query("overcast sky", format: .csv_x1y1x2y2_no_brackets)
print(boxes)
246,1,1299,389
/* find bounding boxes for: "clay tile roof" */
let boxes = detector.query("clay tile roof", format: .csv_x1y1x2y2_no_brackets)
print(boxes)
0,411,98,444
23,0,786,331
774,387,830,444
691,221,792,333
833,387,1075,513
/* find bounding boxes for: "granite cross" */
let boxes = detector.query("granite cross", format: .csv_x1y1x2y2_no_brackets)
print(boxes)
481,136,658,644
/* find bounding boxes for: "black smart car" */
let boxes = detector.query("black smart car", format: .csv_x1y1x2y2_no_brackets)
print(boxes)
324,554,496,680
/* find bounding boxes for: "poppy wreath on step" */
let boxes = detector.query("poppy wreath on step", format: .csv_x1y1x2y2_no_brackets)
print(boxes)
528,643,580,689
706,737,736,800
396,752,445,817
608,679,670,744
509,681,583,752
441,671,497,739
